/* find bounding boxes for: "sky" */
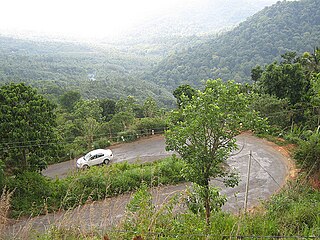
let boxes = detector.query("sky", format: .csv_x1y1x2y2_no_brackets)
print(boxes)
0,0,200,40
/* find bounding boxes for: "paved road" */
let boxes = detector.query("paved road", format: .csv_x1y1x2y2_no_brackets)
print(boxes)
7,133,291,237
42,134,173,178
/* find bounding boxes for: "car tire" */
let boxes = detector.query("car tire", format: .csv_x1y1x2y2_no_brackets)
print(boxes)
104,159,110,165
82,165,89,169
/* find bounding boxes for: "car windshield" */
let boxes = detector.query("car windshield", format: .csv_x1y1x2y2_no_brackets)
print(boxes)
84,153,92,161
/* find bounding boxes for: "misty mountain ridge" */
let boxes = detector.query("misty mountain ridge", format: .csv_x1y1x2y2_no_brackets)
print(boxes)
147,0,320,90
0,0,316,107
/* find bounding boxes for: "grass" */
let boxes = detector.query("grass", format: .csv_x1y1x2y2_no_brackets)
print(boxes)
3,177,320,239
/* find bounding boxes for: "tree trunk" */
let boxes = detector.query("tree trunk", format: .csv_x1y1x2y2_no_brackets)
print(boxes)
22,149,27,168
204,179,211,225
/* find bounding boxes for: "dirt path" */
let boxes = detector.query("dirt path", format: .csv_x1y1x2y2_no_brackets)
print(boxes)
6,133,292,238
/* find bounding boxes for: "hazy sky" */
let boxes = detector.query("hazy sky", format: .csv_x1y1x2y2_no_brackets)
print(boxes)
0,0,200,39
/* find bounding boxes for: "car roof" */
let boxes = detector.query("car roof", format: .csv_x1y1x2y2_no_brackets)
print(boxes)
88,149,110,155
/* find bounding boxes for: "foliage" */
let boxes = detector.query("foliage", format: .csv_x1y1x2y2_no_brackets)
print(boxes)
133,117,167,136
250,93,290,131
117,130,138,142
294,131,320,174
5,171,53,217
0,83,60,173
149,0,320,90
6,157,185,218
165,79,265,224
108,111,135,133
173,84,198,107
11,176,320,239
185,184,227,215
0,35,175,107
93,137,111,149
257,61,308,105
99,98,116,122
265,180,320,235
59,91,81,111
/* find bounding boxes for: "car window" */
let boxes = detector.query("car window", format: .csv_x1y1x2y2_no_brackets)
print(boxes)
84,153,92,161
89,153,104,160
96,153,104,158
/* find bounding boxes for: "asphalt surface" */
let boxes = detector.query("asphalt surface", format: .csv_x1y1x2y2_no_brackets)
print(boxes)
42,134,173,178
7,133,291,237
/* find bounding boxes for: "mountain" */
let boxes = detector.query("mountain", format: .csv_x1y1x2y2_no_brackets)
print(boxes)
121,0,278,40
147,0,320,90
0,36,176,106
0,0,285,106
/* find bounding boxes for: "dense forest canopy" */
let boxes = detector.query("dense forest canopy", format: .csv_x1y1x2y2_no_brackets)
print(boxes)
0,0,284,107
147,0,320,90
0,0,319,107
0,36,175,106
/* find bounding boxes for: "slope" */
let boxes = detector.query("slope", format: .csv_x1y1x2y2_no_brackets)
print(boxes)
0,36,175,106
147,0,320,90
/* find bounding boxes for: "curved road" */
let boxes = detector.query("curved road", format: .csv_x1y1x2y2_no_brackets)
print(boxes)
7,133,291,236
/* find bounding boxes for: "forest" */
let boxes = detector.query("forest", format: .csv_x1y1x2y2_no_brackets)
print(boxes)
0,36,176,107
148,0,320,90
1,47,320,238
2,0,320,107
1,0,320,238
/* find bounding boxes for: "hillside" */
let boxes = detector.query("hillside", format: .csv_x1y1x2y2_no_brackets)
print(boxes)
0,0,280,107
0,36,175,106
147,0,320,90
122,0,278,40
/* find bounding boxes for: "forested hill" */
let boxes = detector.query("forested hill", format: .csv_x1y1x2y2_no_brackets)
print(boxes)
147,0,320,90
0,36,175,106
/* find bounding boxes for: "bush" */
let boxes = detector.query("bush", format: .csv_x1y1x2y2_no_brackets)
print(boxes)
133,117,167,136
7,157,186,218
265,180,320,235
294,131,320,173
6,172,53,217
93,137,111,149
117,129,138,142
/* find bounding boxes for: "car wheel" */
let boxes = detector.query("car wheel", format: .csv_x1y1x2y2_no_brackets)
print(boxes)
104,159,110,165
82,165,89,169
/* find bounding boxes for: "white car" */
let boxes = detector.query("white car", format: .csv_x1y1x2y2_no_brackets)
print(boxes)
76,149,113,169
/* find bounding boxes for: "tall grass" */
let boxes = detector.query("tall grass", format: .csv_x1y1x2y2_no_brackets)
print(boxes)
0,187,14,238
5,156,185,219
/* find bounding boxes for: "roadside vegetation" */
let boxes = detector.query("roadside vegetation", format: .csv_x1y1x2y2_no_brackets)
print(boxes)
1,48,320,239
4,157,184,218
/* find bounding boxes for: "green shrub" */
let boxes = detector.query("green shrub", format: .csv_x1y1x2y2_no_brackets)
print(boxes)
117,129,138,142
133,117,167,136
6,172,53,217
7,157,186,219
294,131,320,173
265,180,320,235
93,137,111,149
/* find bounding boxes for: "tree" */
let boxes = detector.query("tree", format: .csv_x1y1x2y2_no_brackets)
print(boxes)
258,61,307,105
99,98,116,122
0,83,59,173
59,91,81,111
73,100,103,149
165,79,264,225
142,97,159,118
251,65,263,82
173,84,197,107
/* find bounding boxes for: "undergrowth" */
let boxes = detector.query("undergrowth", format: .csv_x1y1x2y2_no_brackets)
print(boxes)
31,179,320,240
5,156,185,218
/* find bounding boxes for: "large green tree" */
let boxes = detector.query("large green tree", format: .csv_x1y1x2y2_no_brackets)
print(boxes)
0,83,59,173
59,90,81,111
258,61,307,105
165,79,264,225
